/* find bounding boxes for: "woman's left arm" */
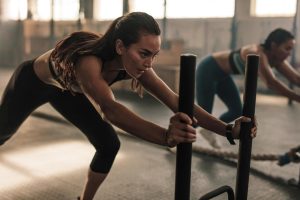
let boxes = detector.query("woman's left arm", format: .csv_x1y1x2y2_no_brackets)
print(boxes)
139,69,254,138
276,61,300,87
138,68,178,111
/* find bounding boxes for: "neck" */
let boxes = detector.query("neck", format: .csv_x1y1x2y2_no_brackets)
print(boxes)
262,46,273,61
104,57,124,71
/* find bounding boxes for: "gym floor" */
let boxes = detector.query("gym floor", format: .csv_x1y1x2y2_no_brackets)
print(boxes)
0,68,300,200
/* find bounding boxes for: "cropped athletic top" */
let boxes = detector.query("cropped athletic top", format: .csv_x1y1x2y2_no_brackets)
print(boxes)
48,58,127,92
228,49,246,75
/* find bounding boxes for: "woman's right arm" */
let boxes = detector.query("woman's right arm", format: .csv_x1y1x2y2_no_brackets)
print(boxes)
258,53,300,102
75,56,196,147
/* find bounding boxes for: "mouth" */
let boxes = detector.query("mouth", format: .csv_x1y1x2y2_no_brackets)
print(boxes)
138,70,145,75
138,68,146,73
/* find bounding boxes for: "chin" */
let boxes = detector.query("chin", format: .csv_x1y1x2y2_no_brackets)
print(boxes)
135,74,143,79
127,71,138,79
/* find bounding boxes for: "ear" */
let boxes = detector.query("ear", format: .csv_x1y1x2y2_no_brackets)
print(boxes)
271,42,277,50
115,39,125,55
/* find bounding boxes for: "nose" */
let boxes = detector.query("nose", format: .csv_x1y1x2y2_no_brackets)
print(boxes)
144,57,153,69
285,50,291,58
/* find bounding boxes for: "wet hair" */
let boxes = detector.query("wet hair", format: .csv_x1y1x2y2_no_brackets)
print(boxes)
262,28,294,50
51,12,161,94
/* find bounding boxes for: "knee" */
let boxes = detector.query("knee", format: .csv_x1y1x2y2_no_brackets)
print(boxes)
0,138,7,146
94,131,121,161
0,130,13,146
99,124,121,156
104,135,121,157
233,107,242,118
0,124,15,146
90,137,121,173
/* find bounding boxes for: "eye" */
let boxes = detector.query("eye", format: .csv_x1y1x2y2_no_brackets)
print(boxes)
140,51,150,58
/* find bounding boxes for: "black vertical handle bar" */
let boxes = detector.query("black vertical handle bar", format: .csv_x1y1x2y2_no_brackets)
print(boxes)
175,54,196,200
235,54,259,200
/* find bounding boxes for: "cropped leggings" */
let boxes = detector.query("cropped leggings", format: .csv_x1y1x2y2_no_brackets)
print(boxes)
196,55,242,123
0,60,120,173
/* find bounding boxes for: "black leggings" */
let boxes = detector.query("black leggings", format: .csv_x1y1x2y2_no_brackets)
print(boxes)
0,60,120,173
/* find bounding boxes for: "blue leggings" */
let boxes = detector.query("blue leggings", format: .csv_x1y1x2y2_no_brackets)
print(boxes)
196,56,242,123
0,60,120,173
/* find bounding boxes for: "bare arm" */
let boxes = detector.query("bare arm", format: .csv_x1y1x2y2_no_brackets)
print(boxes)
139,68,253,138
276,61,300,87
75,56,195,147
258,54,300,102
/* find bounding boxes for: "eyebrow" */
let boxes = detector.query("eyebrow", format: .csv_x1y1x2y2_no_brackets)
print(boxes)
140,48,160,55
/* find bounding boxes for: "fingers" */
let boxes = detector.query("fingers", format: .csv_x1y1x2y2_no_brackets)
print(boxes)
253,116,258,127
239,116,252,123
170,112,193,125
167,127,196,147
234,115,258,139
238,115,258,126
250,126,257,138
168,112,197,145
172,122,196,139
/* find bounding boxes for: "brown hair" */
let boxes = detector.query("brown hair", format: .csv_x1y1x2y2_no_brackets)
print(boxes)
51,31,100,92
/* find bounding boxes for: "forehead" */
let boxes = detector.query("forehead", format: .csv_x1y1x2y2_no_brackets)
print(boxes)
279,39,295,48
133,33,161,51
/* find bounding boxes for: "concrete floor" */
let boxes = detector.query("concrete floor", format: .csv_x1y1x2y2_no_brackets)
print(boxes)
0,68,300,200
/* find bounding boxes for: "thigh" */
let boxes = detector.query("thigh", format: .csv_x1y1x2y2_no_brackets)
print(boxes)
196,56,222,113
0,60,52,137
216,76,242,112
49,92,117,148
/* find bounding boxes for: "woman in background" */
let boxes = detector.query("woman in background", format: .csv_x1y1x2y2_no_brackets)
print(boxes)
196,28,299,148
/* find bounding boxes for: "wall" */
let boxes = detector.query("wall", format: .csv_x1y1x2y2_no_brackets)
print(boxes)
0,16,297,68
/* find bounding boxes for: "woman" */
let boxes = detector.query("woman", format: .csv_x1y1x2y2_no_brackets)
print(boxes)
196,28,299,148
0,12,256,200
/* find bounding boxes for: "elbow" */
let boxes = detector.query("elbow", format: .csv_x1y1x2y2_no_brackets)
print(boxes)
101,104,118,124
265,82,274,90
296,76,300,86
265,78,277,90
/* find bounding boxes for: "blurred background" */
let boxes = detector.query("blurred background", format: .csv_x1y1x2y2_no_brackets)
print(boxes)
0,1,300,199
0,0,299,93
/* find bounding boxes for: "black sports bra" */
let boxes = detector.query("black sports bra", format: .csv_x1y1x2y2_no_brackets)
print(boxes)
109,70,127,85
48,58,128,87
228,49,246,75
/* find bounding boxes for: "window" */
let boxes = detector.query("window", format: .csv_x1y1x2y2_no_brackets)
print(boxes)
95,0,234,20
35,0,80,20
132,0,165,18
1,0,27,20
133,0,234,18
252,0,297,17
1,0,80,21
166,0,234,18
94,0,123,20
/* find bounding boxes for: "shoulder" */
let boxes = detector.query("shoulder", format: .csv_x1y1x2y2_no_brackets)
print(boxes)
241,44,268,62
242,44,260,54
75,55,104,78
77,55,103,69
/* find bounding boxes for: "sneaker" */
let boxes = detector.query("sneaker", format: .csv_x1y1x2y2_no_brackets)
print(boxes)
198,128,221,149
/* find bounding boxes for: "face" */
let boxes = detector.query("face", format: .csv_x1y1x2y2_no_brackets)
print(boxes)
116,33,161,78
271,39,295,61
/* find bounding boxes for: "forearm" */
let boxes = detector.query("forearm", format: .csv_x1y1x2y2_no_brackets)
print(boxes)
102,102,167,146
194,105,227,136
158,93,228,136
268,80,300,102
